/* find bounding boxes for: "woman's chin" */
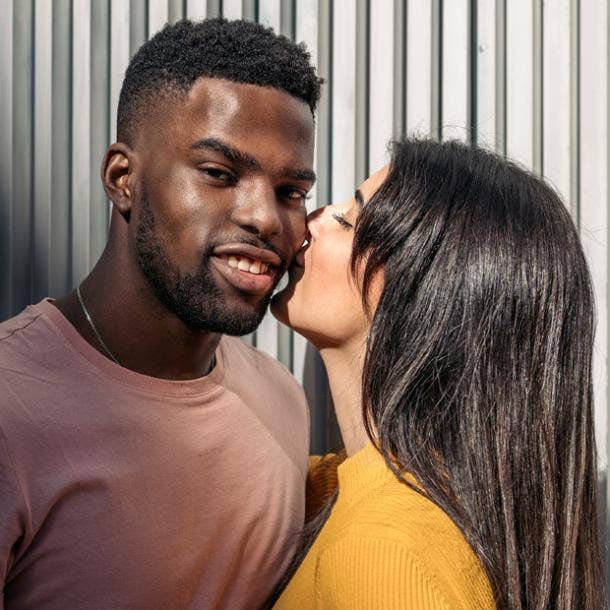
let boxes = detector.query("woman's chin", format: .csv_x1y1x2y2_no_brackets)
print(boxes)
270,268,302,326
270,290,314,340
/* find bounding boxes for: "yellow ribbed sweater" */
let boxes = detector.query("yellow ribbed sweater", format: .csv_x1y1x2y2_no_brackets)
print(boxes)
274,443,495,609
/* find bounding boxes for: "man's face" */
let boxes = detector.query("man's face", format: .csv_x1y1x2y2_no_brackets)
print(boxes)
129,78,316,335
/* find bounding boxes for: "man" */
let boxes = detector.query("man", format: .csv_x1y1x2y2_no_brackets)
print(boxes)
0,18,319,609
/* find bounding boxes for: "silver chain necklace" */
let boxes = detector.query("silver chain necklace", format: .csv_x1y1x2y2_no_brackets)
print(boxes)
76,284,120,365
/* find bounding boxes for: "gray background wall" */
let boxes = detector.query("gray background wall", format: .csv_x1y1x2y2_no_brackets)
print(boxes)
1,0,609,572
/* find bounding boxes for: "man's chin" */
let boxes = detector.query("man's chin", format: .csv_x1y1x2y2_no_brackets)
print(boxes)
210,296,271,336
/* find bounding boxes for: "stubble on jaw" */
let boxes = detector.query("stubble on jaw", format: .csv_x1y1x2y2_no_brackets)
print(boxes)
133,187,271,336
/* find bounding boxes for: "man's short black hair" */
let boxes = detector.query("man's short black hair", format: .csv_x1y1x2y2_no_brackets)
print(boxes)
117,18,322,144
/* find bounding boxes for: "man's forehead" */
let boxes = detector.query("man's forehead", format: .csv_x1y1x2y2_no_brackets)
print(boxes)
139,77,315,165
183,77,314,134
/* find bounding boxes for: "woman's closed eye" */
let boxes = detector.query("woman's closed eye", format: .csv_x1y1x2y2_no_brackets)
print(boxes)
332,212,353,230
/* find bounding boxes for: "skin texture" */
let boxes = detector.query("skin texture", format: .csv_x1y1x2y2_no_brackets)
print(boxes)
54,78,315,380
272,166,387,455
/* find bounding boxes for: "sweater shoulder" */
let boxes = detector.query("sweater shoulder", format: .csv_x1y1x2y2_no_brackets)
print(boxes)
325,477,495,608
316,529,494,610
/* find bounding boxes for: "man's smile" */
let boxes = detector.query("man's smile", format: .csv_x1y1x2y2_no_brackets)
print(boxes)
211,243,284,295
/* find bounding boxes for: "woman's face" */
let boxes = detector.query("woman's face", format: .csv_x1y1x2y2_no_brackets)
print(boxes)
271,166,388,349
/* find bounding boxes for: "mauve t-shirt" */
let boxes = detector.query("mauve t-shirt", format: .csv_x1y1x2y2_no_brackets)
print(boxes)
0,300,309,609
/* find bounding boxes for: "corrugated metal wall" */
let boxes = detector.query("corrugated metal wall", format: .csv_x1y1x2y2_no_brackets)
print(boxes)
1,0,609,561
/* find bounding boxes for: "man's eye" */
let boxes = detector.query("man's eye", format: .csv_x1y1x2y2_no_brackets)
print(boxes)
200,166,235,183
279,187,310,203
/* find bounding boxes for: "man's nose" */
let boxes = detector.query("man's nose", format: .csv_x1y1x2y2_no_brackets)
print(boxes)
231,182,283,239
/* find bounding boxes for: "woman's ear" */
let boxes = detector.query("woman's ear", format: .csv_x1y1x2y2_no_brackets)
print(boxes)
101,143,135,222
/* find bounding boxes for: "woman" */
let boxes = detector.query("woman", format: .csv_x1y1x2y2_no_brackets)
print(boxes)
270,139,606,609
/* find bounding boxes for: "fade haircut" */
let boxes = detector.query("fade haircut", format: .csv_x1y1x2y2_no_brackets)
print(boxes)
117,18,322,145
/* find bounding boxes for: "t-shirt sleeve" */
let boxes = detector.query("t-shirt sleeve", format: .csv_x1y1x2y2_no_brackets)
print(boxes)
315,536,452,609
0,427,26,587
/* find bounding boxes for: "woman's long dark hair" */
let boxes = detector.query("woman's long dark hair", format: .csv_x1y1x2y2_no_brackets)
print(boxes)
267,138,606,609
350,139,606,608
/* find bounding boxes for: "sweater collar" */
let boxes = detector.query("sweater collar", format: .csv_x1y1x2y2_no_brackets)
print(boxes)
336,443,398,499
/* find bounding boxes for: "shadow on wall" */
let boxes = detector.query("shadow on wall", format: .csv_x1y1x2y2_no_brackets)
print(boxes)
302,342,342,455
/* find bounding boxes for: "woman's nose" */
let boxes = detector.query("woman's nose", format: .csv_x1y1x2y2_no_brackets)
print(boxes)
305,206,325,237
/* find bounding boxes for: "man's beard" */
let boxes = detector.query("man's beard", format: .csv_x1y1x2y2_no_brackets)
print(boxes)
134,195,271,336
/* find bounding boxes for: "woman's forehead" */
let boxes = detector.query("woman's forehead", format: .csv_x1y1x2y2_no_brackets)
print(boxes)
360,165,389,201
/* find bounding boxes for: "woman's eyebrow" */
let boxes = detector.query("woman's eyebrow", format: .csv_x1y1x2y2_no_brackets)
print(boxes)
355,189,365,207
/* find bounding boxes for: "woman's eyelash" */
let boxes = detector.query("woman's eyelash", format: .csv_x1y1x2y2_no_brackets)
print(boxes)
332,212,353,230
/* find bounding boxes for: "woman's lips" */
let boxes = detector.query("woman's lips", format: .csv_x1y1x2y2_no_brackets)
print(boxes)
293,241,310,269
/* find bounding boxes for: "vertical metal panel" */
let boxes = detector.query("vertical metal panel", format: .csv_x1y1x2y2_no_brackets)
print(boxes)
475,0,497,148
406,0,432,135
533,0,543,173
494,0,507,154
242,0,257,22
331,0,356,202
148,0,169,34
579,0,608,474
186,0,207,20
89,0,110,264
33,0,53,302
392,0,406,138
130,0,147,55
206,0,221,19
441,0,470,141
506,0,534,166
71,0,91,285
258,0,280,30
0,0,13,319
368,0,393,172
169,0,185,22
222,0,242,20
542,0,572,204
50,0,72,298
12,0,34,312
354,0,368,185
110,0,130,142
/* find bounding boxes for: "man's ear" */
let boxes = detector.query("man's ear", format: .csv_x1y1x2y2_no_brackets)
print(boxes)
101,143,135,221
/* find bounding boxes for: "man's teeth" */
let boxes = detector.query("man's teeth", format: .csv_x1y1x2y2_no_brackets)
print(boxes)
227,255,269,275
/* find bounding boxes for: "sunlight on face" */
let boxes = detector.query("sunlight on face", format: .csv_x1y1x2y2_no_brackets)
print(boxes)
272,166,388,350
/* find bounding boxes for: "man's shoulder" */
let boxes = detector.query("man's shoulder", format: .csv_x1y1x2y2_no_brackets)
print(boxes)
0,304,45,344
0,304,57,369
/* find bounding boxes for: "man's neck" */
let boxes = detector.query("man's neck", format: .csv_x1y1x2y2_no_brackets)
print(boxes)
319,339,370,457
53,248,220,381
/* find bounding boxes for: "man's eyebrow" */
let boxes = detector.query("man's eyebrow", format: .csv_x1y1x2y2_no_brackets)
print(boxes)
192,137,316,184
355,189,365,207
281,168,317,184
191,137,260,169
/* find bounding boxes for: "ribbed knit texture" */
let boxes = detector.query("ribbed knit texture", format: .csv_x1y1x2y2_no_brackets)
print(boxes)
275,443,495,609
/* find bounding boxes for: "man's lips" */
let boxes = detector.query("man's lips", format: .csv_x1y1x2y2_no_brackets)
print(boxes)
210,243,283,296
212,243,282,268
